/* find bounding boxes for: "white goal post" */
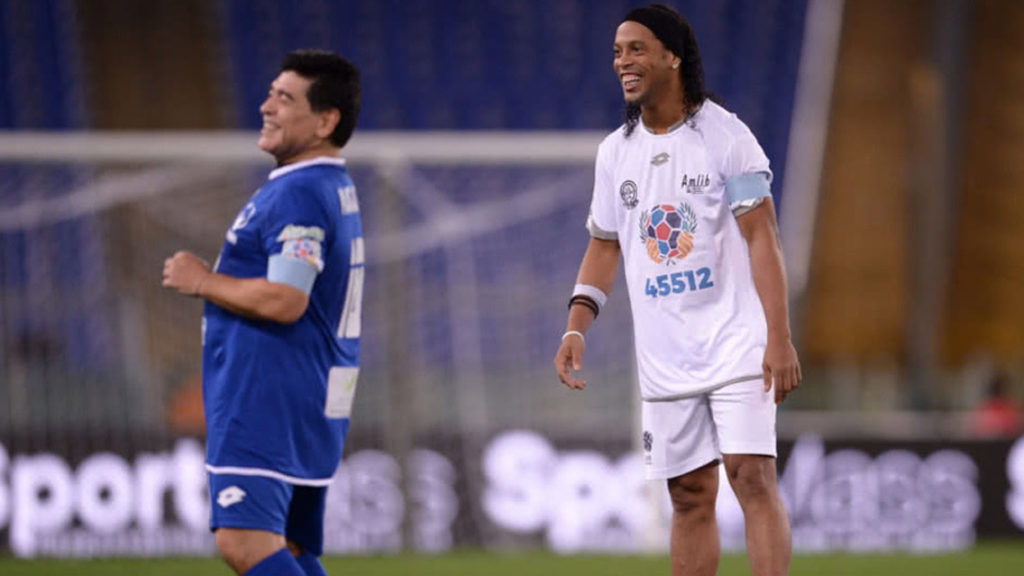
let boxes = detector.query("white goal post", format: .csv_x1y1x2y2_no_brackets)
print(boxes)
0,131,605,165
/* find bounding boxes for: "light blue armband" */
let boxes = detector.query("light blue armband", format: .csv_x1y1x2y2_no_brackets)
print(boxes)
268,255,319,294
725,171,771,206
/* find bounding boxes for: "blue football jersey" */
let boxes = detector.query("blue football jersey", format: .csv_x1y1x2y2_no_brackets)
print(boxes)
202,156,363,484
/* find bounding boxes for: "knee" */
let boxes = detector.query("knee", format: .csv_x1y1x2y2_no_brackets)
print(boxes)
215,530,249,573
725,457,776,503
667,468,718,517
215,529,284,575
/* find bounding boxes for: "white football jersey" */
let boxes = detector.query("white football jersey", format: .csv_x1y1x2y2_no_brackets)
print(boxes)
587,100,771,400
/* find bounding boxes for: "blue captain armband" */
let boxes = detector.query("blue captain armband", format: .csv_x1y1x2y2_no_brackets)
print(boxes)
268,254,319,294
725,171,771,216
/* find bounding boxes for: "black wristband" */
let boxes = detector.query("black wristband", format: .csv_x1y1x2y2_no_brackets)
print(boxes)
568,294,597,310
569,295,600,318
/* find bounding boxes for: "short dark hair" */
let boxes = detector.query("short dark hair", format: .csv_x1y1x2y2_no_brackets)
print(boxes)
281,49,361,148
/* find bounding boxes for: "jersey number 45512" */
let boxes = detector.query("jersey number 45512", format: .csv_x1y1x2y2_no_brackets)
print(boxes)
645,267,714,298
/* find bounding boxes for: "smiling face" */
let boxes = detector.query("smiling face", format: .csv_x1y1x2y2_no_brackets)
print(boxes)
613,21,681,107
258,71,338,165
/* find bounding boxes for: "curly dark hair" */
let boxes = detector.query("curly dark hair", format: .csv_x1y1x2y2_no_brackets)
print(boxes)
281,49,362,148
624,5,708,136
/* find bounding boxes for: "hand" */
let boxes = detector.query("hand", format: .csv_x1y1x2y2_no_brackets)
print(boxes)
162,251,211,297
554,333,587,390
763,336,801,404
645,238,662,264
676,231,694,258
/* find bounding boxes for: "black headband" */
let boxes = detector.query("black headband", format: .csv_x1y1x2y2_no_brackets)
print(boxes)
622,4,686,59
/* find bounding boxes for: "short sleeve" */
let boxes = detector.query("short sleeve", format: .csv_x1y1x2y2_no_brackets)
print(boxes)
722,130,773,215
261,187,329,294
586,141,618,240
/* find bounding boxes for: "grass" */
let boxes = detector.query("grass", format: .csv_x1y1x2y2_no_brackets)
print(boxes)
1,542,1022,575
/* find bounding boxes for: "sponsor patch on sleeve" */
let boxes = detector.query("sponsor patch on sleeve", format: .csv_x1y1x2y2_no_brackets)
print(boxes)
277,225,325,242
280,237,324,271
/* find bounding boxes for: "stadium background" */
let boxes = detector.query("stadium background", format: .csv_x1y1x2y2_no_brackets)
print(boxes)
1,0,1024,571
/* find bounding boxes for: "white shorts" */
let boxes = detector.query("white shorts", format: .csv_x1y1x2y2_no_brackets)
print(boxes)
641,378,777,480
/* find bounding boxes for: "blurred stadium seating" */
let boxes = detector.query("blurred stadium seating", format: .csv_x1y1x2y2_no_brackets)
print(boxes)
1,0,1023,560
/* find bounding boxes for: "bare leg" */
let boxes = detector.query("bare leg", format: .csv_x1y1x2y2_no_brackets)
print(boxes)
722,454,791,576
215,528,287,575
667,461,721,576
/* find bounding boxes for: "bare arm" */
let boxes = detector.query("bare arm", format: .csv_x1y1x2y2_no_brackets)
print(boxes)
736,198,801,403
554,237,621,389
162,250,309,324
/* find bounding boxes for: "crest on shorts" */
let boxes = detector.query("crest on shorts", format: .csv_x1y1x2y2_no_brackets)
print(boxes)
643,431,653,452
619,180,639,209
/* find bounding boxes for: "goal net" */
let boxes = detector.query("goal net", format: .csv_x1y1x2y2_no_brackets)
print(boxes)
0,130,992,558
0,131,657,556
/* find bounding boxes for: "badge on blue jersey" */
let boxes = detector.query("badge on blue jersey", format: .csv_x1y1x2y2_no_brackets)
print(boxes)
227,201,257,244
277,225,326,271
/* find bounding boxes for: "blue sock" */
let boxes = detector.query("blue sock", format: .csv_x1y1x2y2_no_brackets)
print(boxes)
244,548,305,576
296,551,328,576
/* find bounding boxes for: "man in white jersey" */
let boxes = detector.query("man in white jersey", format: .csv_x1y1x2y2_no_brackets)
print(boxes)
554,4,801,576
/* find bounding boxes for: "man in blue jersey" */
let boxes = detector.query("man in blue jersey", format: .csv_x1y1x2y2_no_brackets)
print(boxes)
163,49,363,576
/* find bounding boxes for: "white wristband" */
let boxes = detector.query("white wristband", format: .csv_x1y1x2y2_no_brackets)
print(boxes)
573,283,608,308
562,330,585,343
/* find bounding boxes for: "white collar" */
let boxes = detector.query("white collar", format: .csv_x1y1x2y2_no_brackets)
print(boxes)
642,116,683,135
268,155,347,180
640,103,704,136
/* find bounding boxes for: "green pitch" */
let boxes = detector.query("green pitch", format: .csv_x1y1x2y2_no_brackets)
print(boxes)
1,543,1022,575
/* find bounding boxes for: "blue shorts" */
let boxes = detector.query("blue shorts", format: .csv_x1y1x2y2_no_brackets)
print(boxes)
209,473,327,556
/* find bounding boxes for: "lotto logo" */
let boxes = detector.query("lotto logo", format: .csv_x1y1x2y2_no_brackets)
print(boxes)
217,486,246,508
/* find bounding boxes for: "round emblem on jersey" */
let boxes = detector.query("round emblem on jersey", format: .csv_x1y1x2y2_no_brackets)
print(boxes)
231,201,256,231
638,202,697,264
226,201,257,244
619,180,639,209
